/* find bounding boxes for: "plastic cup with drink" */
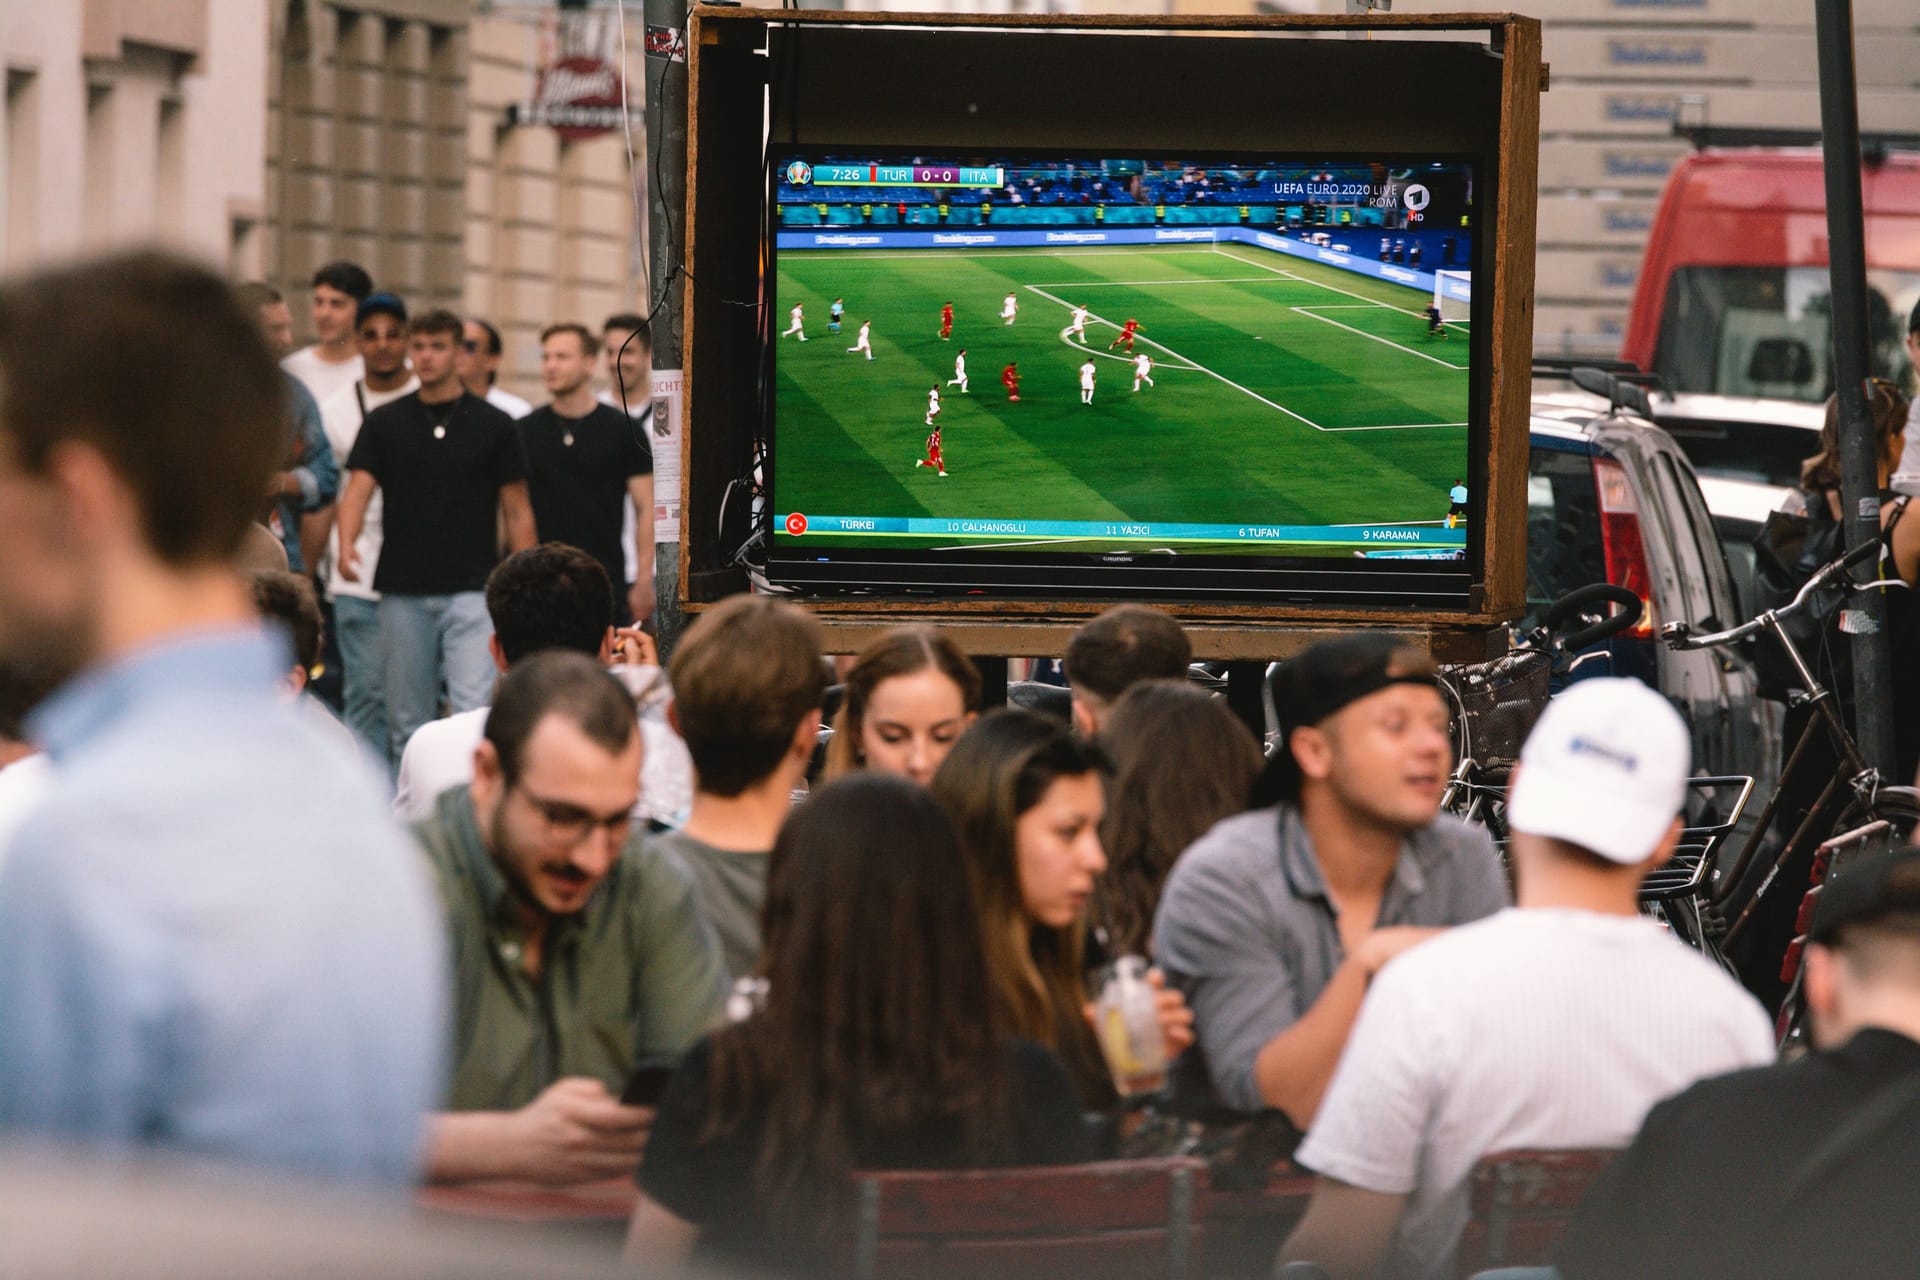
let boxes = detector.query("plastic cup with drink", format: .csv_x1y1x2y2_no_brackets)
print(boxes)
1092,955,1168,1098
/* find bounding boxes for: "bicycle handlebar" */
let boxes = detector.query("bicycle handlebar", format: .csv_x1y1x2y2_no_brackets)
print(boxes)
1664,531,1888,651
1547,583,1644,652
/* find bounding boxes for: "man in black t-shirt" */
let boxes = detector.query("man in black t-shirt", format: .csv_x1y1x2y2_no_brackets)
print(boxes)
521,322,654,624
337,309,537,765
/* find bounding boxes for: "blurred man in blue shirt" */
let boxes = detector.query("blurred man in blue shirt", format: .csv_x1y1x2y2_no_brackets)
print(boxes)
0,251,446,1190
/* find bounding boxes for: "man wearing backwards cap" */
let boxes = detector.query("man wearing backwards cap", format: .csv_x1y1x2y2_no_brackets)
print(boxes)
1153,632,1508,1124
1559,843,1920,1280
1278,678,1773,1280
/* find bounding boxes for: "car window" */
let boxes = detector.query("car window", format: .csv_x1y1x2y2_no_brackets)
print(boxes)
1525,444,1606,628
1659,418,1818,490
1654,451,1739,630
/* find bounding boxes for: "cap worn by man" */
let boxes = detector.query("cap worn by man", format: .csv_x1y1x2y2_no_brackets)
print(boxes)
1280,678,1773,1280
1153,631,1508,1125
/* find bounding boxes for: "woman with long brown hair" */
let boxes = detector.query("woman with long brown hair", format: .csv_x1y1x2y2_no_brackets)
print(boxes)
623,773,1090,1275
824,625,981,785
931,709,1194,1110
1093,680,1264,960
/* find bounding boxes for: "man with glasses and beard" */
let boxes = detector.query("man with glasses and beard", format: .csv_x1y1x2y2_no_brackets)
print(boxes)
417,650,727,1186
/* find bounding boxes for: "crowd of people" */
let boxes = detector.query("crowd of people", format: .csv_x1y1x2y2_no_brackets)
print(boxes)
2,248,1920,1280
245,259,659,769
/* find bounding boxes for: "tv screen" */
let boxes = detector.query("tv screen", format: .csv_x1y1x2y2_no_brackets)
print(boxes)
764,152,1484,607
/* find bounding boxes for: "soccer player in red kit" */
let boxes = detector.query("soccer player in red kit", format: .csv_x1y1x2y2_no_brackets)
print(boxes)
939,300,954,341
1002,361,1021,402
915,425,948,476
1108,317,1143,352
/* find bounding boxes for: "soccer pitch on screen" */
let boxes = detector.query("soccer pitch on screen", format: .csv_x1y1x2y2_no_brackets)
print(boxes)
772,244,1470,557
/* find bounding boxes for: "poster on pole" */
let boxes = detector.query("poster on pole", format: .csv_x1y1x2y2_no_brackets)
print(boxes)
651,368,683,545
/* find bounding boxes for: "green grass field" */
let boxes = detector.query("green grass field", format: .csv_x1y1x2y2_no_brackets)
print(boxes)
772,244,1469,555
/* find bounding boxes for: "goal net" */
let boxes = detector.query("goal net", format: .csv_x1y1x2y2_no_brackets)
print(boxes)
1433,270,1472,326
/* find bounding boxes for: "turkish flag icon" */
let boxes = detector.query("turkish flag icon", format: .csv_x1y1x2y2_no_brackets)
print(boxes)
785,513,808,536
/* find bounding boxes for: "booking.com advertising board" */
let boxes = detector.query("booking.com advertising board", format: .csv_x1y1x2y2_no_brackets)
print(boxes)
775,225,1471,305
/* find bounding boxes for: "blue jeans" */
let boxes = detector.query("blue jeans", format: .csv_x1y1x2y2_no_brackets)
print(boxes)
378,592,496,765
333,595,389,765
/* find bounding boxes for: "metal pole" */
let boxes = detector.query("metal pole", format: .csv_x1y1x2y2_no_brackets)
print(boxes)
1814,0,1894,776
642,0,689,655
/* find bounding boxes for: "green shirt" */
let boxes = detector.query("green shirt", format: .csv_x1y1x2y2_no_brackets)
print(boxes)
415,786,729,1112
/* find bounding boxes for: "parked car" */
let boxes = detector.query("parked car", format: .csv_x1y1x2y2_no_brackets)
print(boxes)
1645,392,1824,616
1526,370,1779,805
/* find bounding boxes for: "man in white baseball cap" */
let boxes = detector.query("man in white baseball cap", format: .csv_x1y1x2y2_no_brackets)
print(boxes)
1279,678,1775,1280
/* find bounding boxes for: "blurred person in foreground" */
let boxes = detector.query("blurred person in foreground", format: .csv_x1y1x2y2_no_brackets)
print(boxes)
1091,679,1263,960
1152,633,1507,1124
624,774,1095,1276
420,651,727,1186
392,543,691,828
1559,845,1920,1280
0,250,443,1188
1278,679,1773,1280
647,595,826,981
822,624,981,786
1062,603,1192,739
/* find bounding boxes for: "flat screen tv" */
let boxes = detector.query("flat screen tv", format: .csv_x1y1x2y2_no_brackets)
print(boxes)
763,151,1486,608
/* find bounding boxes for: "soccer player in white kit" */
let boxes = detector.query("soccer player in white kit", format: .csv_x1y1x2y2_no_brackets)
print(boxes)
1079,359,1096,405
846,320,873,359
925,384,942,425
947,349,970,393
1001,292,1018,325
782,303,807,341
1068,304,1090,345
1132,352,1155,391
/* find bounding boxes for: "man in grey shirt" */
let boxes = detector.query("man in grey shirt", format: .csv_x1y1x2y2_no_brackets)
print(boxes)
650,595,826,979
1153,633,1508,1125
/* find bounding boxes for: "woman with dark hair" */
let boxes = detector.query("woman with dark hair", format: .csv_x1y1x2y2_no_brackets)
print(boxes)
824,625,982,785
1093,680,1264,960
623,773,1091,1275
931,709,1194,1110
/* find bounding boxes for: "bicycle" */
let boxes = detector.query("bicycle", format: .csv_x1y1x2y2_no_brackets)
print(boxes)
1662,532,1920,1038
1438,586,1759,961
1439,583,1647,839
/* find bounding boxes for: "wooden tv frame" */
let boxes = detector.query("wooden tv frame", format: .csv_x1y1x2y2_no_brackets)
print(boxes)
679,9,1543,661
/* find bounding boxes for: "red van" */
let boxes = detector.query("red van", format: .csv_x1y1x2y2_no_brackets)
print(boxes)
1621,147,1920,402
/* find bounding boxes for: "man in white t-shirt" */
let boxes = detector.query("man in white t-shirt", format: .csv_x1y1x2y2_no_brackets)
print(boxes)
458,318,532,419
316,292,417,762
1278,678,1776,1280
281,261,371,407
394,544,692,828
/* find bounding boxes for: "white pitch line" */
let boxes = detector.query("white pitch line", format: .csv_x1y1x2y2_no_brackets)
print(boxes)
1029,277,1288,288
1211,246,1438,319
1292,307,1470,371
1025,284,1323,430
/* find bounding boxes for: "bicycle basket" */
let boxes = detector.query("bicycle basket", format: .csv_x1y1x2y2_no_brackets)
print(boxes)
1443,651,1551,765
